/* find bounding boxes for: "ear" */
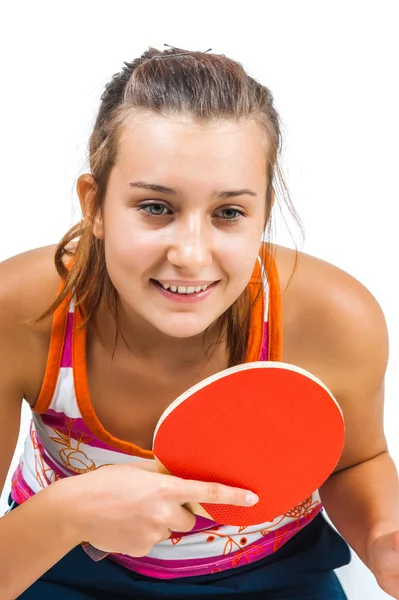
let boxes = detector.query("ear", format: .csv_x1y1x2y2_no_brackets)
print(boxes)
76,174,104,240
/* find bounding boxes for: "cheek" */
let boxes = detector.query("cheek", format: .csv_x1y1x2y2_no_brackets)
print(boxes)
224,231,262,267
103,213,155,259
222,245,261,287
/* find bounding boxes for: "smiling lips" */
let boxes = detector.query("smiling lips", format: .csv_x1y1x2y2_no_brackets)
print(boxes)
152,279,218,301
159,282,212,295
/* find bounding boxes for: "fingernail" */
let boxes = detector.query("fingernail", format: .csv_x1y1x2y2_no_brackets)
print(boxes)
245,492,259,505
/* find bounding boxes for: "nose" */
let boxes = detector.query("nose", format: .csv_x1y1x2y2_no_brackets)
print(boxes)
167,214,212,270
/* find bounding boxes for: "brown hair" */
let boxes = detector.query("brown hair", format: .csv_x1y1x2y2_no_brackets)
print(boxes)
38,46,302,366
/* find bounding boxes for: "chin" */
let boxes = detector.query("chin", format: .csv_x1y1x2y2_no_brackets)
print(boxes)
149,316,216,340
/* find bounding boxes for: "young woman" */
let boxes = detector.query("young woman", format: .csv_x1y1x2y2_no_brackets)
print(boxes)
1,46,398,600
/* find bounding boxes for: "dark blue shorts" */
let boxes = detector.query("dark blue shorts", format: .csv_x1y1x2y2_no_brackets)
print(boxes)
9,498,350,600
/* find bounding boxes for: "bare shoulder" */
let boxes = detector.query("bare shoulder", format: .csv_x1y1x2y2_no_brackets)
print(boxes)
0,245,62,324
271,244,390,467
271,244,388,391
0,244,65,403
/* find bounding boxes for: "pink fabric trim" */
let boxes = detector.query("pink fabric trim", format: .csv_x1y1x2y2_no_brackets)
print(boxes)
40,409,133,455
109,506,322,578
259,323,269,361
9,468,321,580
189,515,222,534
60,312,73,368
10,465,35,504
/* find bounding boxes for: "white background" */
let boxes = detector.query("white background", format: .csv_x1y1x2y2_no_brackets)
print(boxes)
0,1,398,598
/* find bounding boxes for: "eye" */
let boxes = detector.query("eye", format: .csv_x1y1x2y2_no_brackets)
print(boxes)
213,208,244,222
138,203,172,217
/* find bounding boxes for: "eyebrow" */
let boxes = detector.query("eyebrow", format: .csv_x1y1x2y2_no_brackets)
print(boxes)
128,181,257,198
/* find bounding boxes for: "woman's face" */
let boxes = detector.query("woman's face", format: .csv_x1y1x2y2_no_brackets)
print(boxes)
94,112,268,339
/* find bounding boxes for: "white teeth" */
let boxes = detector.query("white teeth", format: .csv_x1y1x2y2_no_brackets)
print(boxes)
158,282,212,294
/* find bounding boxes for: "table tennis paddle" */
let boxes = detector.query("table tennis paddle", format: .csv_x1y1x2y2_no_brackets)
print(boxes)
82,360,345,561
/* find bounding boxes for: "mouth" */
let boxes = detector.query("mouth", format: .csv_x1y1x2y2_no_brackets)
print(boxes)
150,279,219,298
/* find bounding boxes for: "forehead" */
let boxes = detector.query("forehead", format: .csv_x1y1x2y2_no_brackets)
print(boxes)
115,112,268,186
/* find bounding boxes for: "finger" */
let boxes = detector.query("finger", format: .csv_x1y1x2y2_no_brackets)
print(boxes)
159,529,172,542
133,460,159,473
158,506,196,542
176,479,259,507
168,505,197,533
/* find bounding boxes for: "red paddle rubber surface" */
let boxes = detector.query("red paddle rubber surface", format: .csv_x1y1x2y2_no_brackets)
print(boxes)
153,366,345,526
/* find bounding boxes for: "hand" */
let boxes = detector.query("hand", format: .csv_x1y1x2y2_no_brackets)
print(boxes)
61,460,258,557
369,531,399,599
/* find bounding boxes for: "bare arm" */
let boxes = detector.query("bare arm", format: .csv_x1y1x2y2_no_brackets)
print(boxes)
279,247,399,596
0,482,82,598
320,450,399,568
313,267,399,596
319,286,399,561
0,250,82,597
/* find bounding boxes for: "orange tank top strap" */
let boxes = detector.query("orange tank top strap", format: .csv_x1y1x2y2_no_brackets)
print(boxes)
33,257,74,414
263,246,282,362
246,245,282,363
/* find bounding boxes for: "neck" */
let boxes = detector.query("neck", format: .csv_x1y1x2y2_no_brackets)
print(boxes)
92,297,227,368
